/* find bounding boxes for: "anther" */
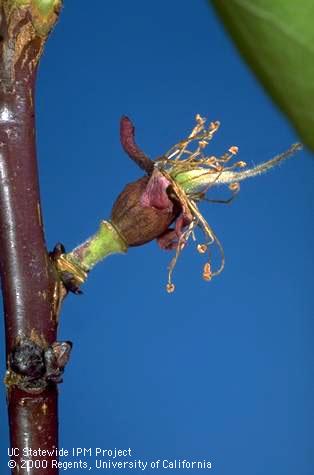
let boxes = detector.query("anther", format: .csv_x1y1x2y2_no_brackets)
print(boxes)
199,140,208,148
229,182,240,192
166,283,175,293
209,121,220,131
229,146,239,155
197,244,207,254
203,262,212,281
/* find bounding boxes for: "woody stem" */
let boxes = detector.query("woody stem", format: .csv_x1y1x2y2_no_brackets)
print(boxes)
0,2,62,474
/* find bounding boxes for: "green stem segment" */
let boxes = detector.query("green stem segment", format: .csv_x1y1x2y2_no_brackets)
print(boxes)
66,221,128,273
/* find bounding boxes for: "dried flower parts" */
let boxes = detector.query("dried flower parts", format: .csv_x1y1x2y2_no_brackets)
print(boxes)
152,114,246,292
62,115,301,294
112,114,302,292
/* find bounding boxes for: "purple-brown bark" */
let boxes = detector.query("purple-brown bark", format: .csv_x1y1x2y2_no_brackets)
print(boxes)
0,3,62,474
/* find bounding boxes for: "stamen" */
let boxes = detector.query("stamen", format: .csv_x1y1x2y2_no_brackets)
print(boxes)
229,182,240,192
203,262,212,281
167,220,197,291
154,114,300,292
229,146,239,155
197,244,207,254
166,283,175,293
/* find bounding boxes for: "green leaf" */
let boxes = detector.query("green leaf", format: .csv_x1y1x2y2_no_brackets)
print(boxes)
210,0,314,150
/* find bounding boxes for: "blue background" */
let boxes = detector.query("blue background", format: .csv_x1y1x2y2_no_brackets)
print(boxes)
1,1,313,473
